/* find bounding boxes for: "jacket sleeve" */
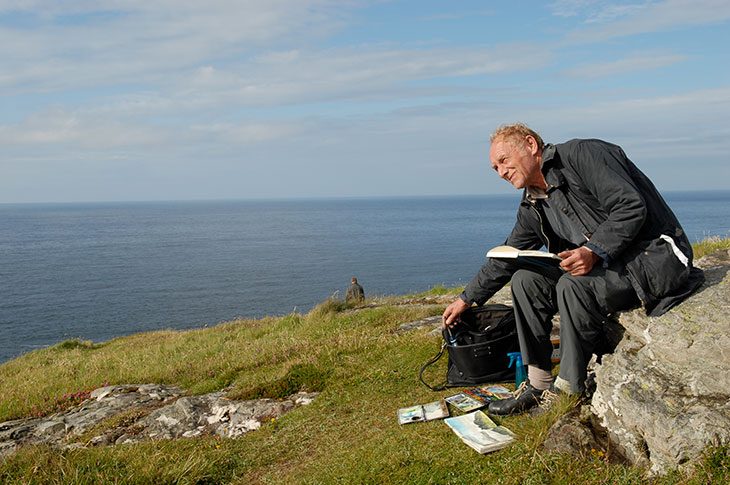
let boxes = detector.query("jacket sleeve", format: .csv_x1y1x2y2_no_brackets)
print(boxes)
461,202,543,305
568,141,647,264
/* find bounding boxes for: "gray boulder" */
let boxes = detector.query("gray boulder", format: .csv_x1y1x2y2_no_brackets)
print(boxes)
591,249,730,474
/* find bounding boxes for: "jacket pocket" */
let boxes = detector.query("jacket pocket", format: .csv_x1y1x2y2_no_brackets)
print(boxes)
629,236,690,299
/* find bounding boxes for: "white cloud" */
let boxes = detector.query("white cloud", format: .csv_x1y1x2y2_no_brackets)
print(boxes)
0,1,727,202
0,108,171,149
190,122,306,145
562,0,730,42
549,0,602,18
168,44,552,109
563,52,686,78
0,0,352,93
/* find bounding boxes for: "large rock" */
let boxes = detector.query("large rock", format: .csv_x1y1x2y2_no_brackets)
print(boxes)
0,384,317,458
590,249,730,474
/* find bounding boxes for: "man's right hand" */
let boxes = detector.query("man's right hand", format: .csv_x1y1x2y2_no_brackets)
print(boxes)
442,298,470,328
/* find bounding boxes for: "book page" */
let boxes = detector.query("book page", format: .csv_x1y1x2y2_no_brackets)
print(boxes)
486,245,560,260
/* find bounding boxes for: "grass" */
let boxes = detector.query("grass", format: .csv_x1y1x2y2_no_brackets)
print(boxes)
692,235,730,259
1,242,728,484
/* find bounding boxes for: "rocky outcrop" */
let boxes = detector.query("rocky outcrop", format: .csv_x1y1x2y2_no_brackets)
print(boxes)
590,250,730,474
0,384,317,458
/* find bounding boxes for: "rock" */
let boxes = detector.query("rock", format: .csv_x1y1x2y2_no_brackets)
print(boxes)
544,406,598,456
34,420,66,437
590,250,730,475
0,383,318,458
396,316,442,334
543,405,629,464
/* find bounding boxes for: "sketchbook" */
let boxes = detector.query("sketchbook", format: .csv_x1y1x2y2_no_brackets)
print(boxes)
444,393,485,412
444,410,516,454
463,385,513,403
397,399,450,424
486,245,562,269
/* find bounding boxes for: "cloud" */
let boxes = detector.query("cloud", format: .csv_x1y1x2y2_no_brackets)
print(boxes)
417,10,494,22
549,0,602,18
563,52,686,78
549,0,647,22
190,122,306,145
194,44,551,106
561,0,730,42
1,1,727,202
0,0,352,93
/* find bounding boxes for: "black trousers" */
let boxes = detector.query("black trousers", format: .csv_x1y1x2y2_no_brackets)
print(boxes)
510,265,640,393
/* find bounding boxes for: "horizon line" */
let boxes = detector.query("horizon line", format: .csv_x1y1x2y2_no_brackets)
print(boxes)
1,188,729,207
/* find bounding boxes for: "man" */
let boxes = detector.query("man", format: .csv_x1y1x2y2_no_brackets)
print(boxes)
346,276,365,303
442,123,703,415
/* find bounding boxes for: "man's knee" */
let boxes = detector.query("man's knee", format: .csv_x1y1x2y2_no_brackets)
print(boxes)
511,269,545,295
556,274,602,332
556,273,584,295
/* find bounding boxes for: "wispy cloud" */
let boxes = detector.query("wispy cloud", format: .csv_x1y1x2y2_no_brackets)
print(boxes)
563,52,686,78
0,1,728,202
561,0,730,42
0,0,351,93
549,0,647,22
417,10,494,22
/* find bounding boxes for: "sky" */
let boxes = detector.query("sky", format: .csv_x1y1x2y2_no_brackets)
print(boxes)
1,0,729,203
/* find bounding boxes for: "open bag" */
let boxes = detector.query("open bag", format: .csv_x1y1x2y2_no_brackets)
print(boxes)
419,304,519,391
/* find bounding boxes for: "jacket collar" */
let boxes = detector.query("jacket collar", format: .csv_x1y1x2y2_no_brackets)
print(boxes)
541,143,557,167
521,144,565,205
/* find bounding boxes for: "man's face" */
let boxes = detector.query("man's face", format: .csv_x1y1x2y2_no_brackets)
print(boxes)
489,136,541,189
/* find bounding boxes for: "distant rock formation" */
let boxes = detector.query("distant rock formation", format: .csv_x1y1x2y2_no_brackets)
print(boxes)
589,249,730,474
0,384,317,458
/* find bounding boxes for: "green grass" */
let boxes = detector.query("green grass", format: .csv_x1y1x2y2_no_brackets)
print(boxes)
1,241,727,483
692,235,730,259
412,284,462,297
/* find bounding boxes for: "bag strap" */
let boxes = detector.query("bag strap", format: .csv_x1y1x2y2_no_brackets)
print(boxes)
419,342,448,391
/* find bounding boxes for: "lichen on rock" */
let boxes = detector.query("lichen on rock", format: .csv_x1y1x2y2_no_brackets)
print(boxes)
0,383,318,458
545,249,730,475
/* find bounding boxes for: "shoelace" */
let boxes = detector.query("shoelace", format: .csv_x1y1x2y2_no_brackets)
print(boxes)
512,381,529,398
538,388,560,409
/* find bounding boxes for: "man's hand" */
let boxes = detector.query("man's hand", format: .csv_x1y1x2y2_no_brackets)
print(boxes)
442,298,470,328
558,246,600,276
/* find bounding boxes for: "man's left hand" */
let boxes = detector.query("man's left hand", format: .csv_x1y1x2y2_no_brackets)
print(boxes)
557,247,600,276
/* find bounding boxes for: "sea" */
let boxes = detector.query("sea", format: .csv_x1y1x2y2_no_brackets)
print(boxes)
1,191,728,364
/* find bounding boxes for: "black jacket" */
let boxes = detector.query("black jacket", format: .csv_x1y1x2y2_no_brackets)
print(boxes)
462,139,704,316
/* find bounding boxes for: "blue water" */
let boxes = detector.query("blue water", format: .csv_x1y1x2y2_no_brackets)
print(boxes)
1,191,728,363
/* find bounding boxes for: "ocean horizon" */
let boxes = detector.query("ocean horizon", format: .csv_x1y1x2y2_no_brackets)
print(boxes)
2,190,729,364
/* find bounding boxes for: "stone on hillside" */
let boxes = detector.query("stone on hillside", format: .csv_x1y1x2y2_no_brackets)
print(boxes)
0,384,317,458
590,249,730,474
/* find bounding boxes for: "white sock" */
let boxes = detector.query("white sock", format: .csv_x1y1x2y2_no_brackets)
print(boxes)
527,365,553,391
554,376,574,394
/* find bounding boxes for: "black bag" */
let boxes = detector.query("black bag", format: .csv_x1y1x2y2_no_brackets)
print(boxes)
419,304,519,390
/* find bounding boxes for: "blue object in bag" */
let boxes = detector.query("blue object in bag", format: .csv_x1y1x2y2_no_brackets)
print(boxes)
507,351,526,387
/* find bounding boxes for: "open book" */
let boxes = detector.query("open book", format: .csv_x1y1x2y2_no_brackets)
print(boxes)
444,393,485,412
463,385,513,403
486,245,562,270
444,410,516,454
397,400,449,424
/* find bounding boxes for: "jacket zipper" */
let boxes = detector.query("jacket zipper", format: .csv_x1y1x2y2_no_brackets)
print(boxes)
529,201,552,254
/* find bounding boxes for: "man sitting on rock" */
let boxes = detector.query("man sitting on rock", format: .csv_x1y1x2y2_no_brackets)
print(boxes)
442,123,704,415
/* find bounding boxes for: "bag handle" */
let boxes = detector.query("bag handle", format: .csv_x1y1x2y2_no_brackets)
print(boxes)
419,342,448,391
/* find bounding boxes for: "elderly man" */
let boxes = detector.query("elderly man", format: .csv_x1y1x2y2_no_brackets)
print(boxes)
442,123,703,415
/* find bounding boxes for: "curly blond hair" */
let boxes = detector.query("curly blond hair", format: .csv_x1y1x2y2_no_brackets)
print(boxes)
490,123,544,151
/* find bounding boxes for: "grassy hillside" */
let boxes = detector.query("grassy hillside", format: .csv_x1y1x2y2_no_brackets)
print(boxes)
2,240,729,483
